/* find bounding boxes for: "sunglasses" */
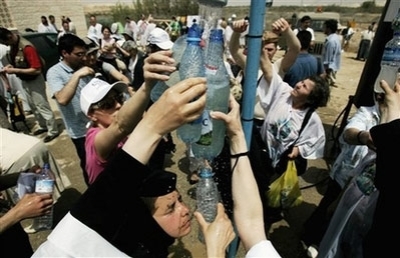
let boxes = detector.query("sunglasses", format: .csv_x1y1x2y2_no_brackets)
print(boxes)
91,92,125,111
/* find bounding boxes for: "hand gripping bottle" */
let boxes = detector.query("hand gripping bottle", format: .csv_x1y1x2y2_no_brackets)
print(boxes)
374,9,400,93
176,25,205,143
34,163,54,230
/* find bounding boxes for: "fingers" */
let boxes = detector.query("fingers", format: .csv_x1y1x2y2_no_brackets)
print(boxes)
215,203,227,219
380,79,391,93
143,50,176,81
272,18,289,32
193,211,206,232
167,77,207,101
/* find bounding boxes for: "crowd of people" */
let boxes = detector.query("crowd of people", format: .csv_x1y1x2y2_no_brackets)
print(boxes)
0,9,392,258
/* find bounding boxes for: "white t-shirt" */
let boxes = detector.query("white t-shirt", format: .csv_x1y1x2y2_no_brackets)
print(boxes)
258,69,326,166
293,27,315,41
246,240,281,257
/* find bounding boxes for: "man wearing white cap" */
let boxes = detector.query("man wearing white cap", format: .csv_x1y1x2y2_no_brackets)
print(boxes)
146,27,174,53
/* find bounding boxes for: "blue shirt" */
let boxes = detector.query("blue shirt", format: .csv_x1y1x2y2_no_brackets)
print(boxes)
46,62,92,139
323,33,342,72
283,52,324,87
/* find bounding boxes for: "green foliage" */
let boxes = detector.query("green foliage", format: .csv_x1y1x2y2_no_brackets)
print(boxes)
360,1,380,12
109,0,200,22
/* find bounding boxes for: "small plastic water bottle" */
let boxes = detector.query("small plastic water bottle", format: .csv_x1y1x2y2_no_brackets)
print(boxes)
196,167,219,244
34,163,55,230
374,8,400,93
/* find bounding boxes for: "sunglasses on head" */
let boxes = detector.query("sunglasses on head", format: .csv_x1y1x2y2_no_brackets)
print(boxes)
91,91,124,111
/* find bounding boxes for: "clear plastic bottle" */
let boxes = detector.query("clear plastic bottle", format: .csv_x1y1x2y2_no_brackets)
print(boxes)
151,34,188,101
34,163,55,230
374,9,400,93
192,29,230,161
176,25,205,144
150,80,169,102
196,167,219,243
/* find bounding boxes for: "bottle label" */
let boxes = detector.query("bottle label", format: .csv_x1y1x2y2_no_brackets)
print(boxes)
35,179,54,194
196,110,212,146
382,47,400,63
205,64,218,76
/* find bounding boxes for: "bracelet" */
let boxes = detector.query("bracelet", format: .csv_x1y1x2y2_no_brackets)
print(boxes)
230,151,249,158
230,151,249,172
357,131,364,144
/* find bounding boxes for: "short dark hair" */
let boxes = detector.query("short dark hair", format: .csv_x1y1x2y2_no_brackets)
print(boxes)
0,27,12,41
306,75,330,109
49,15,55,19
297,30,312,50
41,16,46,20
300,15,311,23
58,34,86,56
324,19,338,33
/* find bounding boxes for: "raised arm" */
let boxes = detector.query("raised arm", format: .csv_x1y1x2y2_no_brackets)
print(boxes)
122,76,206,165
271,18,300,74
229,20,248,71
210,95,268,251
94,50,177,161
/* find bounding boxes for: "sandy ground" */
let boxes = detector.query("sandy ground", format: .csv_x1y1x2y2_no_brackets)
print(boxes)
22,49,366,257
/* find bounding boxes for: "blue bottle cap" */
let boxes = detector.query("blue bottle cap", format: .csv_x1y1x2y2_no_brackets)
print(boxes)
209,29,223,42
187,25,201,42
199,167,214,178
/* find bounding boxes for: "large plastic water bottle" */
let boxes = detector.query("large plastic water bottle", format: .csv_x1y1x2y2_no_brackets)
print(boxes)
196,167,219,243
34,163,55,230
176,25,205,143
192,29,230,161
151,35,188,101
374,9,400,93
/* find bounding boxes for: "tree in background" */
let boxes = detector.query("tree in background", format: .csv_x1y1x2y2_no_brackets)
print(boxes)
111,0,199,25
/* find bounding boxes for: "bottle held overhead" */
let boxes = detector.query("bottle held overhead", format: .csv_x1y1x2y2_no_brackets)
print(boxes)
374,8,400,93
177,25,205,144
191,29,230,161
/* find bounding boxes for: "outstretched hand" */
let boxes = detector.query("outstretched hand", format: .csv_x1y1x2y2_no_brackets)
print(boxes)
271,18,290,35
143,50,177,88
142,77,207,136
231,19,248,34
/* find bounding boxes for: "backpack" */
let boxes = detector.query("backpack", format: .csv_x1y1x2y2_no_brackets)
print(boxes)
7,36,46,81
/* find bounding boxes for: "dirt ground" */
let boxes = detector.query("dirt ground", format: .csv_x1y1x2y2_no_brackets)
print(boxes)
23,48,365,257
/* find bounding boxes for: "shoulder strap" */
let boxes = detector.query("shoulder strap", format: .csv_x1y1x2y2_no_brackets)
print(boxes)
298,108,314,137
292,108,314,147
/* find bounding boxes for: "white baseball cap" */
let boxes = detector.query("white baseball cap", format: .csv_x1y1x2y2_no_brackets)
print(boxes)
80,78,127,116
147,28,174,50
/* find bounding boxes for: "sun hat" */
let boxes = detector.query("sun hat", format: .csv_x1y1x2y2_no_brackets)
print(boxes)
262,31,279,44
82,36,99,54
80,78,127,116
121,40,138,52
147,28,174,50
111,22,119,34
122,28,134,40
